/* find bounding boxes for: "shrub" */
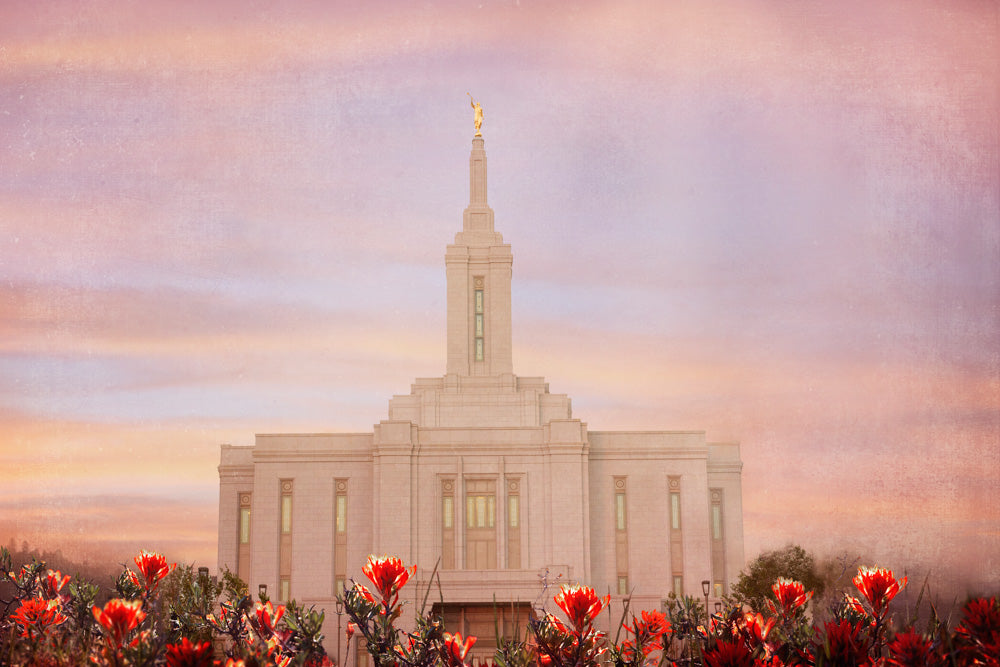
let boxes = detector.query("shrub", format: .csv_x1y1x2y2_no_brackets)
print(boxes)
1,546,997,667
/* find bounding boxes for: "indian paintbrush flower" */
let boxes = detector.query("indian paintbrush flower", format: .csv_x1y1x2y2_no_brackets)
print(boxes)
130,550,177,596
702,639,755,667
361,554,415,609
255,600,286,636
621,609,671,661
553,584,610,633
885,629,941,667
11,597,67,640
853,566,907,620
93,598,147,648
442,631,477,667
767,578,813,618
165,637,216,667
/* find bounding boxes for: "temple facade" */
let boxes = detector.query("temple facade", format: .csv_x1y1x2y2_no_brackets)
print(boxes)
217,128,744,660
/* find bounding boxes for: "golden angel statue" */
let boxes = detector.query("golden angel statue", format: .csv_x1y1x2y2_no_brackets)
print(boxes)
468,94,484,136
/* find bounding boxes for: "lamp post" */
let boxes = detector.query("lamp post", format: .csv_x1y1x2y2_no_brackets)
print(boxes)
701,580,710,626
259,584,268,603
335,598,344,667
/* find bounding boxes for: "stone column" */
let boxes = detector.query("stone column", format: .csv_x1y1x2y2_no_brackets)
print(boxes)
372,421,416,559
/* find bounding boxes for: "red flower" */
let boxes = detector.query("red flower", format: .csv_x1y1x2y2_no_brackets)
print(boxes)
703,639,755,667
355,583,377,604
635,609,670,640
852,566,907,619
955,597,1000,664
816,619,873,666
43,569,71,599
885,629,940,667
957,596,1000,641
165,637,215,667
362,555,415,608
754,657,786,667
622,610,671,660
305,656,335,667
256,600,286,636
347,621,357,639
844,595,867,616
132,550,176,595
442,631,477,667
93,598,146,647
741,612,776,646
766,578,813,618
11,597,67,640
553,585,610,633
542,611,570,635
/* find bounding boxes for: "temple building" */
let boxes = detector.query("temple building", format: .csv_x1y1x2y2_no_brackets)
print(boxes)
217,121,744,660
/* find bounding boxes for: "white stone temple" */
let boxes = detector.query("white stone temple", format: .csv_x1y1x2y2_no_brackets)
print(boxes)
217,124,744,660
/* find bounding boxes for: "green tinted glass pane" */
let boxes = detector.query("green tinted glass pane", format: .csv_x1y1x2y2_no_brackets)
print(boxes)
476,496,487,527
240,508,251,544
336,495,347,533
443,497,453,529
281,496,292,533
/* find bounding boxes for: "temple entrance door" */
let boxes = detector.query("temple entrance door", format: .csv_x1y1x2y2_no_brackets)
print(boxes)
432,602,535,662
465,480,496,569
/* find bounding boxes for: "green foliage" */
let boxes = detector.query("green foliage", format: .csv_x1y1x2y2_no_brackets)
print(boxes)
158,564,225,643
222,565,249,602
731,544,826,613
664,594,705,640
284,599,328,660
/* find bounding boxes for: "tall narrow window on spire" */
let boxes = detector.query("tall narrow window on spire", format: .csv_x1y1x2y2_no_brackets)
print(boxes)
474,278,485,362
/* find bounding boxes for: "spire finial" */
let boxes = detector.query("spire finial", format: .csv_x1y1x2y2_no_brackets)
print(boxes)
468,94,483,137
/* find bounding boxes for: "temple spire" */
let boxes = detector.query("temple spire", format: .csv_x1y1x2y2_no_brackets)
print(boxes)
462,135,495,233
446,119,512,377
469,136,487,208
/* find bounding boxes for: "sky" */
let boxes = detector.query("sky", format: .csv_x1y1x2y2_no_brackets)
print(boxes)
1,1,997,598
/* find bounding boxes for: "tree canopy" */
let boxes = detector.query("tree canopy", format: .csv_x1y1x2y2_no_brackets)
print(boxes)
731,544,826,612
